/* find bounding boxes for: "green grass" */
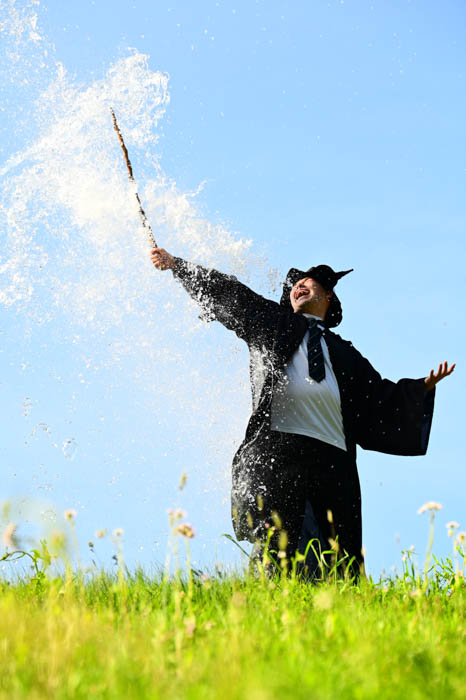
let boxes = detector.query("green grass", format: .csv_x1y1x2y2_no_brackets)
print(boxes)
1,505,465,698
0,555,465,700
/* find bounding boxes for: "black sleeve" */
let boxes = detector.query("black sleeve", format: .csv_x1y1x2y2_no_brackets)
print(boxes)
171,257,279,346
351,349,435,456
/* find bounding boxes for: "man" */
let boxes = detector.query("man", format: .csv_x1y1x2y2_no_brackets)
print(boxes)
150,247,455,576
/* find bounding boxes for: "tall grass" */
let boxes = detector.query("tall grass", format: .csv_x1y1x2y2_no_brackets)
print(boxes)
0,504,465,699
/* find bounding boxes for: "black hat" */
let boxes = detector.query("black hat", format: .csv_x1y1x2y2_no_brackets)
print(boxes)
279,265,353,328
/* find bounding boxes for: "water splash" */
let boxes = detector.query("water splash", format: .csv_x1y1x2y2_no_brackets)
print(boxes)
0,45,260,320
0,1,278,565
22,396,33,416
62,438,78,461
31,423,51,438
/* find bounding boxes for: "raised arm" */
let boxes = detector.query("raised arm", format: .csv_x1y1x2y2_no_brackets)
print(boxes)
150,247,279,347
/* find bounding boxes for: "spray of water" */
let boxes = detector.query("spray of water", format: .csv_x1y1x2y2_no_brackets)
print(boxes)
0,1,278,565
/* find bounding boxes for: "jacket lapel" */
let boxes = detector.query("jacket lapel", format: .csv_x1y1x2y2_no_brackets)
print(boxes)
274,310,309,365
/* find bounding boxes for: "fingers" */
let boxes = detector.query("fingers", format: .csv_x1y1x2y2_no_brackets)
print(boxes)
438,361,455,379
443,361,456,377
150,247,172,271
428,361,456,387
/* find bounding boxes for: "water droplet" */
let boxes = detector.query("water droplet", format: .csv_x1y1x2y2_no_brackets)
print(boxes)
62,438,77,461
31,423,51,437
40,509,56,521
22,397,33,416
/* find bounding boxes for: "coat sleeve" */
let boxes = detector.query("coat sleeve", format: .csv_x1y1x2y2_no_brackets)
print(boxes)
350,348,435,456
171,257,279,346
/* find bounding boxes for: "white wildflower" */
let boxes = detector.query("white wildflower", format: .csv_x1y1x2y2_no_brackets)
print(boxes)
3,523,19,549
63,509,77,521
446,521,460,537
175,522,195,538
417,501,442,515
168,508,187,526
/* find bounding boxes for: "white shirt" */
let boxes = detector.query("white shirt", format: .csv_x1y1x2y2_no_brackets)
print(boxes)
270,314,347,451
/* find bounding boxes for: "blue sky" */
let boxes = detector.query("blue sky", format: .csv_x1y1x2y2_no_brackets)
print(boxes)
0,0,464,578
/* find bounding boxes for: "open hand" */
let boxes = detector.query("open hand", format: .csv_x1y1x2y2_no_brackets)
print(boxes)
150,247,175,271
424,361,456,391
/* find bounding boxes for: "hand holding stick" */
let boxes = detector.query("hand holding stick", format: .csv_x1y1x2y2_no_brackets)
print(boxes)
111,108,157,248
150,247,175,271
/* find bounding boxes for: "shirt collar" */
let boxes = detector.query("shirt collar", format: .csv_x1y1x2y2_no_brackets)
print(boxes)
302,313,326,331
302,313,324,321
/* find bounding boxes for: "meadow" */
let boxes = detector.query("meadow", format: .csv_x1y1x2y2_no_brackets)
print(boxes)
0,508,465,700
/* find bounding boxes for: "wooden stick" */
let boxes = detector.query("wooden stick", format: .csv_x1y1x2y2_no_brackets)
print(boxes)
111,108,157,248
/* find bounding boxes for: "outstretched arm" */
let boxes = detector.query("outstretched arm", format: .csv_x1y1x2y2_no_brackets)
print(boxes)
424,361,456,392
150,247,279,346
352,356,455,455
344,343,437,456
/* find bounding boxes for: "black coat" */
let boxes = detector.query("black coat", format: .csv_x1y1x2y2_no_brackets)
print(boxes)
172,257,435,543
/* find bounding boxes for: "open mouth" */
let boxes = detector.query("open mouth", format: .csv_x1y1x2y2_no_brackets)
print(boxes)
294,288,310,301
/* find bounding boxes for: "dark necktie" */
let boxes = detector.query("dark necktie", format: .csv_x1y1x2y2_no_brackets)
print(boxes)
307,319,325,382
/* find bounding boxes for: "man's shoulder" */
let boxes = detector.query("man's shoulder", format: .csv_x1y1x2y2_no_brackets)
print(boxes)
324,329,365,359
324,328,355,348
325,330,375,375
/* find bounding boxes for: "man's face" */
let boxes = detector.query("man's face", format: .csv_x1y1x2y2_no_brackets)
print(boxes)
290,277,332,315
